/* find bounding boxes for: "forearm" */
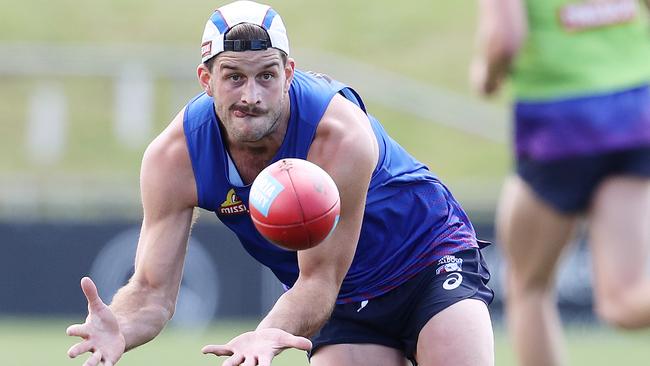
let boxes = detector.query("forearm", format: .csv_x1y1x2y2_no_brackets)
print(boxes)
475,25,515,87
475,0,527,84
257,278,338,338
109,280,176,351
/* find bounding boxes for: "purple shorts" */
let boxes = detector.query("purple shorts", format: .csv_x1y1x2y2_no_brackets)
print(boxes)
514,85,650,212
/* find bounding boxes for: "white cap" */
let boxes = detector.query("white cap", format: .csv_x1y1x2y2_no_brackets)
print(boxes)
201,1,290,62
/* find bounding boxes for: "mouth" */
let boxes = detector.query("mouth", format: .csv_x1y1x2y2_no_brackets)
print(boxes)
233,110,250,118
231,105,266,119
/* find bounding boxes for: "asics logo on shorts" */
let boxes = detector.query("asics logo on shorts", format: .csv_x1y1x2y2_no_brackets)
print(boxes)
357,300,369,312
443,273,463,290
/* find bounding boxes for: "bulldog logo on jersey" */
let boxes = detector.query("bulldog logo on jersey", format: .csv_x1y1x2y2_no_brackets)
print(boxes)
219,188,248,215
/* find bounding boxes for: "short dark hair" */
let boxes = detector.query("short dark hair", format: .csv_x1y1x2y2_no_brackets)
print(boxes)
204,23,288,72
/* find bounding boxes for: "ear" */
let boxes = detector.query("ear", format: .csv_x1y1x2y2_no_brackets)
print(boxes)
284,58,296,93
197,63,213,97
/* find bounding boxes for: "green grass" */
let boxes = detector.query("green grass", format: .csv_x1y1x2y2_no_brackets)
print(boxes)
2,318,649,366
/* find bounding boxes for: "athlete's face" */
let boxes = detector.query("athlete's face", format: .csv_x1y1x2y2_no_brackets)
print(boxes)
200,49,294,144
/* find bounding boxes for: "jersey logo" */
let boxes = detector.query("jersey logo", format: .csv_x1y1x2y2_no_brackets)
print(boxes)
218,189,249,216
558,0,637,32
443,273,463,291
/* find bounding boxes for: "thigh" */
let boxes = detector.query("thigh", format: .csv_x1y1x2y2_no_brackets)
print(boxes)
311,344,410,366
497,175,579,288
589,176,650,296
407,248,494,365
415,299,494,366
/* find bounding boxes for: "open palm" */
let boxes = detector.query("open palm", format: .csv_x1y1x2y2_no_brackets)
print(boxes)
66,277,126,366
202,328,312,366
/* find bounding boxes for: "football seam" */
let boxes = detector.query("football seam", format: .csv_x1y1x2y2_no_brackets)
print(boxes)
285,168,311,245
285,168,306,223
250,200,340,229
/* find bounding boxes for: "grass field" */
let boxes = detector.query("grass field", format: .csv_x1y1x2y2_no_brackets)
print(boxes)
2,317,649,366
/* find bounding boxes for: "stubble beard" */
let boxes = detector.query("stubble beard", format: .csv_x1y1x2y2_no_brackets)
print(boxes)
226,94,286,144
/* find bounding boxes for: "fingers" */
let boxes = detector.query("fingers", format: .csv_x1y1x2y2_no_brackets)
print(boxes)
68,341,93,358
81,277,106,312
202,344,233,356
221,353,244,366
279,333,312,351
257,354,273,366
241,355,257,366
82,350,102,366
66,323,89,338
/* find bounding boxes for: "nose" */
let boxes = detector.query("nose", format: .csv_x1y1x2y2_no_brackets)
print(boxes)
240,79,261,105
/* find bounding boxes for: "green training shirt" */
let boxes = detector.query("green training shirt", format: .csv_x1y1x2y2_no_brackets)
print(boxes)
512,0,650,100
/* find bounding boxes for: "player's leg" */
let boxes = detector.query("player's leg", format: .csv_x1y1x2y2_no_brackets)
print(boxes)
407,246,494,366
498,175,579,366
309,279,422,366
415,298,493,366
310,344,410,366
589,175,650,329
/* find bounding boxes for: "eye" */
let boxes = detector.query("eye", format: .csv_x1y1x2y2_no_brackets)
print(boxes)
260,72,274,81
227,73,242,82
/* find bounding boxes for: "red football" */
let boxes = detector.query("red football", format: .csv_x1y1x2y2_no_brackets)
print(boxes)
249,158,340,251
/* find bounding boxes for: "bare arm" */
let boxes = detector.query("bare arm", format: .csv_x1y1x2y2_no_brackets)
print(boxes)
256,94,378,337
67,110,198,365
471,0,527,96
111,110,197,350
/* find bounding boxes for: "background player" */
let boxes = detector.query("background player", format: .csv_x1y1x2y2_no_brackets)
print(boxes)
471,0,650,365
66,1,494,365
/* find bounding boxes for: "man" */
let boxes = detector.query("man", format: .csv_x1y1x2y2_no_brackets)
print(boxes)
471,0,650,365
67,1,494,365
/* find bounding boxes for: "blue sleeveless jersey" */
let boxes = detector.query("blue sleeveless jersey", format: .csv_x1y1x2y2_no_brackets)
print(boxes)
183,70,478,303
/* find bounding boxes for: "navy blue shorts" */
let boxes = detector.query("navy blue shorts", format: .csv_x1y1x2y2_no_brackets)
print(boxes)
309,247,493,364
517,146,650,213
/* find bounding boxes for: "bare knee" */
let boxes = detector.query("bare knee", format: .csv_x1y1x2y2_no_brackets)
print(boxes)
595,291,641,330
507,270,556,304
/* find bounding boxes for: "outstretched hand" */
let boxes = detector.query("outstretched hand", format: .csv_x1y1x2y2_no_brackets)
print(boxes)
202,328,312,366
66,277,126,366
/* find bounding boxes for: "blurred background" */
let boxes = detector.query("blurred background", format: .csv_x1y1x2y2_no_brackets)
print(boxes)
1,1,648,365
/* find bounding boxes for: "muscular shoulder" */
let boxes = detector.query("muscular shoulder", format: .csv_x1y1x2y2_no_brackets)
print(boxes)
308,94,378,191
141,108,197,212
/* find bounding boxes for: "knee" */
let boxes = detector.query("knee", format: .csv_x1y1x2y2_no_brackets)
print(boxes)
595,292,639,330
506,270,555,302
